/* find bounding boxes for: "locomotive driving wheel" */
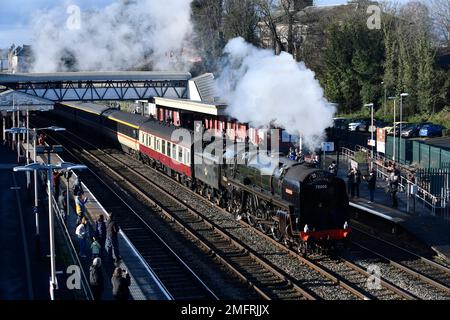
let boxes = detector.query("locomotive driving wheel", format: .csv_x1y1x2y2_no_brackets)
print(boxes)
271,221,283,242
257,201,271,234
245,195,257,227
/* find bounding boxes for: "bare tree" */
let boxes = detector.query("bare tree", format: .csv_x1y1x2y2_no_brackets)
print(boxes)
223,0,259,44
428,0,450,44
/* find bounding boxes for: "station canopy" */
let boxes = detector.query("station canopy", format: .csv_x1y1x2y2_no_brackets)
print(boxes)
0,90,54,114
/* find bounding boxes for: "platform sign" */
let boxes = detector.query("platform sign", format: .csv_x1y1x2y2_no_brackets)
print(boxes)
376,128,386,154
368,139,376,147
321,142,335,152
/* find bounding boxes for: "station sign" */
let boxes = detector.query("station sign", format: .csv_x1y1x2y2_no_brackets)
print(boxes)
376,128,386,154
321,142,335,152
368,139,376,147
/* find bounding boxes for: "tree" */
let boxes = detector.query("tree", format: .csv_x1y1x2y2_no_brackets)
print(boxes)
223,0,259,44
191,0,225,72
429,0,450,45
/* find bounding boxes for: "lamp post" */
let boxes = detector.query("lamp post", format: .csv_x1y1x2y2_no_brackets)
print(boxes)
14,162,87,300
365,103,375,169
5,127,28,163
388,97,397,161
400,93,409,164
31,126,66,251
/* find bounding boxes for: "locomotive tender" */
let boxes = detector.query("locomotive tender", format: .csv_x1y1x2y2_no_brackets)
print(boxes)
53,101,350,253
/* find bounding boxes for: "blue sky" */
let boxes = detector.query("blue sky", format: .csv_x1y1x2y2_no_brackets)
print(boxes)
0,0,412,48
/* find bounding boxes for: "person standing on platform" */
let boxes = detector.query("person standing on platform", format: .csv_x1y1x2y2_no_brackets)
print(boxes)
58,190,68,221
73,177,84,197
354,169,362,198
91,237,102,259
106,212,121,263
94,214,107,255
76,217,89,258
328,161,337,176
111,267,131,300
366,168,377,203
75,191,88,225
89,257,104,301
389,165,400,208
52,170,63,198
347,168,355,198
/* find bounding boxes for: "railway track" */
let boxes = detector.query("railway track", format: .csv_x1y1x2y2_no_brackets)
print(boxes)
39,116,450,300
36,132,223,300
42,129,317,300
344,227,450,299
46,128,387,300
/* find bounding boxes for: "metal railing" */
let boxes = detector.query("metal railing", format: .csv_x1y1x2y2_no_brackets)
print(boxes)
340,147,449,219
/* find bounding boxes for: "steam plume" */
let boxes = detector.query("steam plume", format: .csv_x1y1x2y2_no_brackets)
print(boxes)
216,37,336,150
31,0,194,72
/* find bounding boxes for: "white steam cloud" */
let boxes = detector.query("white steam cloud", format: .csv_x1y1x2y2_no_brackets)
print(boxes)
216,37,336,150
31,0,194,72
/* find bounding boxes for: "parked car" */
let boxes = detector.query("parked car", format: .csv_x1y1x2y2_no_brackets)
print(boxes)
384,122,409,135
400,123,421,138
348,119,370,132
333,118,351,130
419,124,443,137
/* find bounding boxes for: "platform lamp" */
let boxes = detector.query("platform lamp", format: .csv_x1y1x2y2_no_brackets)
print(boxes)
399,93,409,164
388,96,397,162
14,162,87,301
364,103,375,170
25,126,66,255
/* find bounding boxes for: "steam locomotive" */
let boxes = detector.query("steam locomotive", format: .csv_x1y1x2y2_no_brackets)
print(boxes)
53,101,350,253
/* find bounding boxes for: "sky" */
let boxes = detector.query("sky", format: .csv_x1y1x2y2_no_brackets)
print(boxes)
0,0,413,49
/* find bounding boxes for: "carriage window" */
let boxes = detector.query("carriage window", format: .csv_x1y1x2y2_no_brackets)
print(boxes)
172,144,177,159
167,142,171,157
186,150,190,165
162,140,166,155
156,139,160,152
178,146,183,163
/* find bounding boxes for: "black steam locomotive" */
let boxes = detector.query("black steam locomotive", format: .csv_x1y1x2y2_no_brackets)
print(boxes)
53,102,351,253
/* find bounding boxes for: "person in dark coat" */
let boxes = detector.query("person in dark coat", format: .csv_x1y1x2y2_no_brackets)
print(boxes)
354,169,362,198
89,257,104,300
389,166,400,208
94,214,107,255
111,267,131,300
366,169,377,203
105,212,121,262
347,168,355,198
52,170,63,198
328,161,337,176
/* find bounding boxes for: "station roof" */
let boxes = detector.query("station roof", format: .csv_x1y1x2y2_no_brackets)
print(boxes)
154,97,228,116
0,89,54,112
0,71,192,83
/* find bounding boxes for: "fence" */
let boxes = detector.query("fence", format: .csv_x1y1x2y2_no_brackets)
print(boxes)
341,147,449,219
383,136,450,169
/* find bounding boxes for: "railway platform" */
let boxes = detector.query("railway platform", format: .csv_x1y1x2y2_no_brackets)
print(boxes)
0,144,57,299
335,161,450,262
22,142,172,300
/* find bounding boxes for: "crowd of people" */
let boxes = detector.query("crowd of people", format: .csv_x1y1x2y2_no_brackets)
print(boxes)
51,173,130,301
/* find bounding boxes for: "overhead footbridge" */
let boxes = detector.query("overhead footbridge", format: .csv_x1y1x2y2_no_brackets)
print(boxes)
0,71,192,102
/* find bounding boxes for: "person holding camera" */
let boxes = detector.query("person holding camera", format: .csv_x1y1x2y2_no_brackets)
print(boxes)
111,267,131,300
